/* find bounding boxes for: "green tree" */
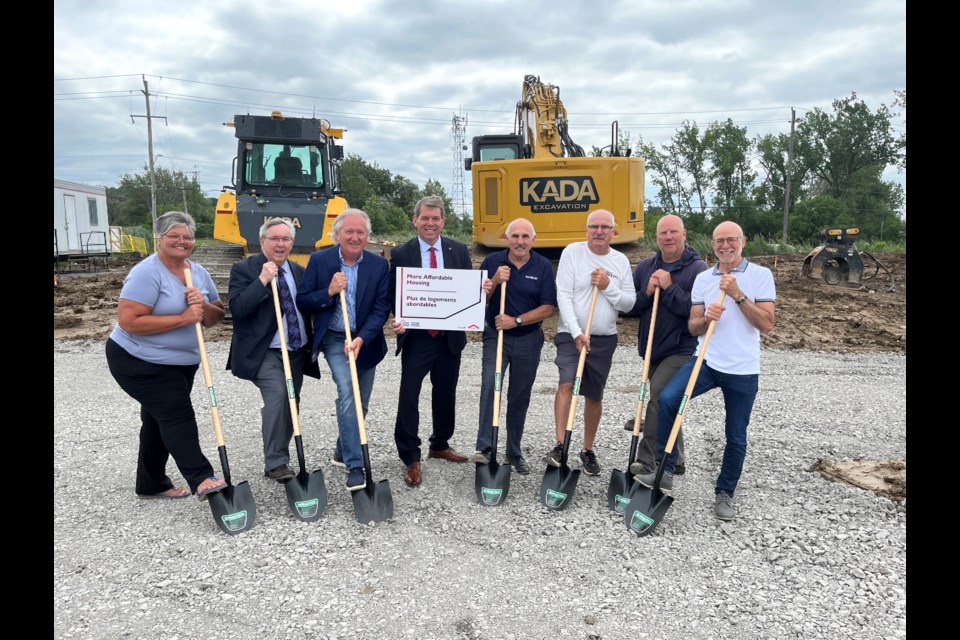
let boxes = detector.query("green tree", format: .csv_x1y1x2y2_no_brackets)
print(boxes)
107,166,213,236
704,119,755,218
794,93,903,199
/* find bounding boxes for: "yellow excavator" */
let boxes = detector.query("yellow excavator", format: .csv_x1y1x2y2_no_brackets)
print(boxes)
465,75,645,247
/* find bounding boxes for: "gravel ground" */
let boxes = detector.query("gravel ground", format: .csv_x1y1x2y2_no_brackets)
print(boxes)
54,340,906,640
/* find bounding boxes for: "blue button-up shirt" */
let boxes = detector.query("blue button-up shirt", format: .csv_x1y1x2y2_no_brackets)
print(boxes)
330,247,363,332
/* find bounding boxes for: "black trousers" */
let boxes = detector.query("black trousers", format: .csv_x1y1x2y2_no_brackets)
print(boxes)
394,330,462,465
106,338,215,495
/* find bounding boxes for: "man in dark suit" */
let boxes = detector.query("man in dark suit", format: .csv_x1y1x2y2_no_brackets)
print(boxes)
296,209,391,492
226,218,320,481
389,195,491,488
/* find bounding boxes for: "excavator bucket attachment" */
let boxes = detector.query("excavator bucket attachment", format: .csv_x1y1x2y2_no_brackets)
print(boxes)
802,228,894,292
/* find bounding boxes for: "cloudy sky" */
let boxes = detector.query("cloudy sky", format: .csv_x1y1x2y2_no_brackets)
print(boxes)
54,0,906,215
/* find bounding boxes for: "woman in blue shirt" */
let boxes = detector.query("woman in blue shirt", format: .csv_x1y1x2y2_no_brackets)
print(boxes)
105,212,227,502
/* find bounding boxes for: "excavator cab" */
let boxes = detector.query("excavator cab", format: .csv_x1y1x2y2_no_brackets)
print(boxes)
802,227,895,291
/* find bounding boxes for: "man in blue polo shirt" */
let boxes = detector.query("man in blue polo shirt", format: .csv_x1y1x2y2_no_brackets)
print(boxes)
636,220,776,521
472,218,557,474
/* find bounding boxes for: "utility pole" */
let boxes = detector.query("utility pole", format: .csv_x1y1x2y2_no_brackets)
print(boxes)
180,184,189,216
131,76,167,251
781,107,796,245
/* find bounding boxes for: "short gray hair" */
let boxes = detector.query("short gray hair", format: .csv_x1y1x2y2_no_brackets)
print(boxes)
506,218,536,238
156,211,196,237
333,208,372,237
259,218,296,240
414,195,445,219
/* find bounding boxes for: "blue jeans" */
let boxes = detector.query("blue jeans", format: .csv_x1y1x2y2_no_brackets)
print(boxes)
655,358,758,496
321,331,375,471
476,326,544,459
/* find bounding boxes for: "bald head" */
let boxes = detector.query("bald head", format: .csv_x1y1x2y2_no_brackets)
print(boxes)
656,215,686,262
712,221,746,270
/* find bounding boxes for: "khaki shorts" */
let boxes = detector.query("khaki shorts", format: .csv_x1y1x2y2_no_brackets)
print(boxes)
554,333,618,401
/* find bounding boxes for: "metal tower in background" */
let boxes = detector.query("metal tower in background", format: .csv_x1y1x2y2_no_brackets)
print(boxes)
450,111,468,217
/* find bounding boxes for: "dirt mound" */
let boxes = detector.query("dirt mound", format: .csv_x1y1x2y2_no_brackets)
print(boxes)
811,459,906,502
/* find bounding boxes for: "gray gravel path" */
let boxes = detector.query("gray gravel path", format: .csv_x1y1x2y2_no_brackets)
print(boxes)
54,340,906,640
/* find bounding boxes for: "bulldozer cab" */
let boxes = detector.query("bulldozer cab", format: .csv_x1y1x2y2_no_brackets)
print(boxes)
802,227,895,291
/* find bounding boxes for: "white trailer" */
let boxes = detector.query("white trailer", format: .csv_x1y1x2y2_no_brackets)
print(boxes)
53,178,110,258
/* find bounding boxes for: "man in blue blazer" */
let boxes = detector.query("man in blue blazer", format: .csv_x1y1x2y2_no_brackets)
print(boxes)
297,209,391,492
389,195,490,488
226,218,320,482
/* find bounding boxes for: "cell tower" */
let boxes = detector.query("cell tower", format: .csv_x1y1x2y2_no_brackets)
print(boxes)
451,111,468,217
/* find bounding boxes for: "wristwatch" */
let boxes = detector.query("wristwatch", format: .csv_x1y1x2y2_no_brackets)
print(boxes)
736,295,747,305
515,315,524,326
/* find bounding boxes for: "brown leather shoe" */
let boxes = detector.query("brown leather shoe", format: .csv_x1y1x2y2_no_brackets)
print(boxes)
404,461,422,488
427,447,468,463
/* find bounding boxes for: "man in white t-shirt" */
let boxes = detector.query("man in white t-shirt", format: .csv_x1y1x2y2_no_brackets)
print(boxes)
635,221,776,521
548,209,637,476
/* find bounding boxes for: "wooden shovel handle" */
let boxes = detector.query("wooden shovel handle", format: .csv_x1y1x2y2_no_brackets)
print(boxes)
663,292,727,454
492,281,506,428
270,277,303,437
565,285,600,432
340,292,370,446
185,268,224,448
632,287,660,434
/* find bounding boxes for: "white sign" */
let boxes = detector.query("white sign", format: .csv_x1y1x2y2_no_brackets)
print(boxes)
395,267,485,332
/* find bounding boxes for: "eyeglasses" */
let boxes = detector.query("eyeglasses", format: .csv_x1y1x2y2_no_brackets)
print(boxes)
587,224,614,231
712,236,742,246
164,234,195,243
265,236,294,244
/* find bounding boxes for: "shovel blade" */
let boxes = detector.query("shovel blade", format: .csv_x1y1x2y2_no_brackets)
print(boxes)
207,481,257,535
539,464,581,510
474,461,512,507
624,484,674,537
352,479,394,524
284,468,328,522
607,468,635,514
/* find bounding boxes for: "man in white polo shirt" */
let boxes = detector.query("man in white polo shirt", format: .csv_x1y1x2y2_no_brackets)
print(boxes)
635,220,775,521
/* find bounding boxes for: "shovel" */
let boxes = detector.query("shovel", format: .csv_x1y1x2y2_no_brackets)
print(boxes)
185,268,257,535
608,287,660,513
475,282,511,506
539,285,599,510
625,292,726,537
340,292,394,524
271,277,327,522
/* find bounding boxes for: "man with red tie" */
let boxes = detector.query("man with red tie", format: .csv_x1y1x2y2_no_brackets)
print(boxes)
389,195,491,488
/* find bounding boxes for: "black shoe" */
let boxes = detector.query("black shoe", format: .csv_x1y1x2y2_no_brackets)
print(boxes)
265,464,295,482
545,443,563,468
330,451,346,468
674,463,686,476
579,449,601,476
624,417,644,432
506,455,530,475
346,467,366,492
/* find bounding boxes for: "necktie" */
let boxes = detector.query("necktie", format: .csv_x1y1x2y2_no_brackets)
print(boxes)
276,270,302,350
428,247,439,337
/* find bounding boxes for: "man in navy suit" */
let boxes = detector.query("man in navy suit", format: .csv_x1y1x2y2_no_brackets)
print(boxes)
227,218,320,482
297,209,391,492
389,195,491,488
